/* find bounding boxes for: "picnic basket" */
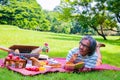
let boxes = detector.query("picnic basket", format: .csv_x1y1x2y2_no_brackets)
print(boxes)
0,45,40,59
4,58,27,68
9,45,40,59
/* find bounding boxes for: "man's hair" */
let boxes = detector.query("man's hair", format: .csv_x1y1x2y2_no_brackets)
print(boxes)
80,35,96,56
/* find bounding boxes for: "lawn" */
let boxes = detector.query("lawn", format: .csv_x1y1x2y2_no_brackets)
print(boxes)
0,25,120,80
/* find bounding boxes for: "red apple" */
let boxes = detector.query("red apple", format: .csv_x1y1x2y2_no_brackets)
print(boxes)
25,67,29,70
32,66,39,71
35,67,39,71
44,61,48,65
15,56,20,60
25,67,31,71
32,67,36,71
14,56,20,60
6,56,11,60
8,54,13,59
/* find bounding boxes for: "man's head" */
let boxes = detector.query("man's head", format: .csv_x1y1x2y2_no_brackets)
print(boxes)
79,35,96,56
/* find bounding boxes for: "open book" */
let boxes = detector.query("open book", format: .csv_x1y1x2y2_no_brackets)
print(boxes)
74,61,84,69
65,61,84,70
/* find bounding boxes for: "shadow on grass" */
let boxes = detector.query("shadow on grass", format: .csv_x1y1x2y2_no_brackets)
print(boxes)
47,33,83,41
95,37,120,46
48,33,120,46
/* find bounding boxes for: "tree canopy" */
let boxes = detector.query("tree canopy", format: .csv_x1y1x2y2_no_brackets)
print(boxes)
57,0,120,40
0,0,119,40
0,0,51,31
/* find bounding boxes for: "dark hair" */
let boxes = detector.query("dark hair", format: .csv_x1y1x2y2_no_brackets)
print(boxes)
80,35,96,56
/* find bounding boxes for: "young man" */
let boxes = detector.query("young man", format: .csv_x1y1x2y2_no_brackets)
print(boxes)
65,35,105,71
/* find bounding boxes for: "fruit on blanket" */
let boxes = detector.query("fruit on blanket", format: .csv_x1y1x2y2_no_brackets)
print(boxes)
35,67,39,71
32,67,39,71
39,67,46,71
44,61,48,65
25,67,32,71
25,66,39,71
39,61,48,66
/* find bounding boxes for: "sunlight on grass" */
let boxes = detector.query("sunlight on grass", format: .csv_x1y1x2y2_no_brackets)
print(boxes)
0,25,120,80
0,25,120,64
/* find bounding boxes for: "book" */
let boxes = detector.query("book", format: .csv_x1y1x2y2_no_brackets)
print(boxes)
74,61,84,69
65,61,84,70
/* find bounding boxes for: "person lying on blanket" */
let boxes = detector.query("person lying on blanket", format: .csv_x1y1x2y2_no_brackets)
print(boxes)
65,35,105,71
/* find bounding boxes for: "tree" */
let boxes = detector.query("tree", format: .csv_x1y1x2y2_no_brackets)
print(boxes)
58,0,119,40
0,0,49,31
0,0,9,5
107,0,120,23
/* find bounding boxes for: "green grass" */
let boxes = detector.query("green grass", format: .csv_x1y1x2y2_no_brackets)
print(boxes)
0,25,120,80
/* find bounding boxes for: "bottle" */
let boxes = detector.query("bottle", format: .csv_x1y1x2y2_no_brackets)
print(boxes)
42,43,49,53
26,60,32,67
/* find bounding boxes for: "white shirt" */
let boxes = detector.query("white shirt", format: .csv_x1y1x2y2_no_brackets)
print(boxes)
66,47,98,68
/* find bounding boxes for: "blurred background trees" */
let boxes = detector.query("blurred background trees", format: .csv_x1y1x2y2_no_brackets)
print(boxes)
0,0,120,40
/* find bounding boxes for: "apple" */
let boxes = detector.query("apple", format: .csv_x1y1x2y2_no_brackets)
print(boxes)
43,61,48,65
46,61,48,65
6,56,11,60
8,54,13,59
35,68,39,71
25,66,39,71
31,68,35,71
31,66,38,71
13,56,20,60
32,66,39,71
33,66,39,71
25,67,31,71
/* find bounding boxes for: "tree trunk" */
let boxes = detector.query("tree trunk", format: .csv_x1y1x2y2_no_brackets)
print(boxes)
101,34,107,40
92,26,107,40
116,14,120,23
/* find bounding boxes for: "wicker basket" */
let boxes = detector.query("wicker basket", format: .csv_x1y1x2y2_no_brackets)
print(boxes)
9,45,40,59
4,58,26,68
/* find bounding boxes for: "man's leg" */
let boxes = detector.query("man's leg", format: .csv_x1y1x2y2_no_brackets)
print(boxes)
96,43,105,66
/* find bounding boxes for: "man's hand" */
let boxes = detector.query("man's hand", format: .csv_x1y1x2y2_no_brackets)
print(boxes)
69,53,78,63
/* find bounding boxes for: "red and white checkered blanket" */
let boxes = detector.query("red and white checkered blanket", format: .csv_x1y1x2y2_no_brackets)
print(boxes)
0,58,120,76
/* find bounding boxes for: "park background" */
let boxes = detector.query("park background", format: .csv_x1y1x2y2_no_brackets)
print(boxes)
0,0,120,80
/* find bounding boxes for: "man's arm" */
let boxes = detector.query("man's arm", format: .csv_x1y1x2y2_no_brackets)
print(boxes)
66,48,79,63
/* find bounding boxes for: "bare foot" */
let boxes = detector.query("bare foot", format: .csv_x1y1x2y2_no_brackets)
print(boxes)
97,42,105,47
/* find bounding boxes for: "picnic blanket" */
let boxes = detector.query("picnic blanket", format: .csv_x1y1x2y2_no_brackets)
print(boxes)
0,58,120,76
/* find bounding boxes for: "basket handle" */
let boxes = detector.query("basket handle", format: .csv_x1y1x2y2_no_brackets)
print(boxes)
0,46,12,52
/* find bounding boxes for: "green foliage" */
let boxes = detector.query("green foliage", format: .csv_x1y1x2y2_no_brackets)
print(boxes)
58,0,120,40
0,0,119,40
0,0,51,31
107,0,120,23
